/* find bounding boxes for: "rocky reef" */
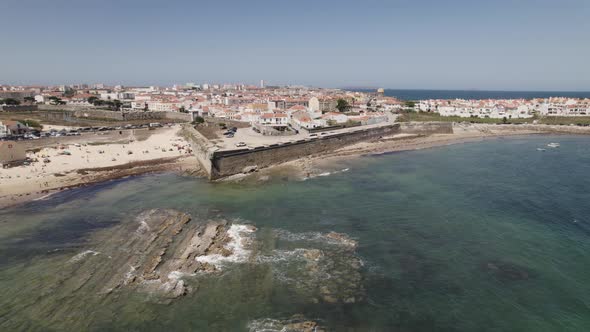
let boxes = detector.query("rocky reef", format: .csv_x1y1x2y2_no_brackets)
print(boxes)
1,209,367,330
248,314,325,332
63,209,254,300
262,230,365,304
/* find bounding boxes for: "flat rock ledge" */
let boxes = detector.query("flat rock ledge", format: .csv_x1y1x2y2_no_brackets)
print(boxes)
63,209,242,300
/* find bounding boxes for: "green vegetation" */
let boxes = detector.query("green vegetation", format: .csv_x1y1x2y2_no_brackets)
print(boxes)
398,111,531,124
336,99,350,112
537,116,590,126
48,96,66,105
404,101,416,108
91,98,122,111
398,111,590,126
326,119,337,126
112,99,122,111
23,96,35,103
191,116,205,125
0,98,21,105
20,119,43,129
343,120,362,128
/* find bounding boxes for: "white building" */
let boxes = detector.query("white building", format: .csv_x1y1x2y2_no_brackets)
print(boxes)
259,112,289,127
0,122,8,138
290,110,326,129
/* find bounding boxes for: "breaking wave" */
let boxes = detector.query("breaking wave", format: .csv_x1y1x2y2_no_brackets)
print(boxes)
273,229,357,248
69,250,100,263
247,316,323,332
196,224,255,269
303,168,351,181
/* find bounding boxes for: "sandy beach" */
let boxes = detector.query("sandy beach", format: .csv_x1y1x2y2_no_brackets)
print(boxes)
0,126,200,208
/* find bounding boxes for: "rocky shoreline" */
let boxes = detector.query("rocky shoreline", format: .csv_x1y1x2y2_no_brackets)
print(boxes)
61,209,255,300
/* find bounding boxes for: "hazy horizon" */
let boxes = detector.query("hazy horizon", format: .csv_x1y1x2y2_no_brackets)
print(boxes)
1,0,589,91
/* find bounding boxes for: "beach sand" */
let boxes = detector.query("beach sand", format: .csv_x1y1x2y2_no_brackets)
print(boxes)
0,126,200,208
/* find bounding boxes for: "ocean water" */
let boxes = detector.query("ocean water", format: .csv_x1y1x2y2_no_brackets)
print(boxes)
2,135,590,331
352,88,590,100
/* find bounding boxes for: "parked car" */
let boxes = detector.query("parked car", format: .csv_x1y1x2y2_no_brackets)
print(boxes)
235,142,247,147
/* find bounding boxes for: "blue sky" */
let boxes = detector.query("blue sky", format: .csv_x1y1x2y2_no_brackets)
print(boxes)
1,0,589,90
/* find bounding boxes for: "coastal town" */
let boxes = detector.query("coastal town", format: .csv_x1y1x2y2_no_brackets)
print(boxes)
3,0,590,330
2,82,590,207
2,83,590,130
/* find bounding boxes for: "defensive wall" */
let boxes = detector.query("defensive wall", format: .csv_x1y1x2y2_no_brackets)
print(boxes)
180,125,215,177
13,106,193,122
183,121,456,180
185,123,400,179
0,105,38,112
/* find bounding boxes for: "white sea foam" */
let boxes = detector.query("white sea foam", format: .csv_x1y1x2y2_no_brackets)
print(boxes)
273,229,356,247
248,317,323,332
136,219,150,235
274,229,325,242
247,318,285,332
69,250,100,263
123,264,136,284
302,168,350,181
255,248,309,264
196,224,255,269
167,270,195,281
32,192,56,201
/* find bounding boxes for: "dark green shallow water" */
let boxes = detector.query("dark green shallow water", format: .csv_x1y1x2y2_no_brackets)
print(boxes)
2,135,590,331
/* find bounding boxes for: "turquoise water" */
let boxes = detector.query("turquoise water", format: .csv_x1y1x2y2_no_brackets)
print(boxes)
2,135,590,331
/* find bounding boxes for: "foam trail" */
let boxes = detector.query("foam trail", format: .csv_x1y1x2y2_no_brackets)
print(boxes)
69,250,100,263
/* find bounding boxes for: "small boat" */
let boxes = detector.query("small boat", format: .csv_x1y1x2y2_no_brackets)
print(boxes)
547,143,560,148
536,148,546,151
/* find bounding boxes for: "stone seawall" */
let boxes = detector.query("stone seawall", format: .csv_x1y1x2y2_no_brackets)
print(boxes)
180,125,214,175
182,121,455,180
0,105,38,112
209,124,402,179
35,106,192,122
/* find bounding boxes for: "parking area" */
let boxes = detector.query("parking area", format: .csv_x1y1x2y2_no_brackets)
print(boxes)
1,122,174,142
210,127,310,150
197,118,397,151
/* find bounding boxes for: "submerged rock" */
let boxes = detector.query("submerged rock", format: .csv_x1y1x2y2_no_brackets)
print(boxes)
484,260,533,282
61,209,253,300
264,230,365,304
325,231,358,249
248,314,325,332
